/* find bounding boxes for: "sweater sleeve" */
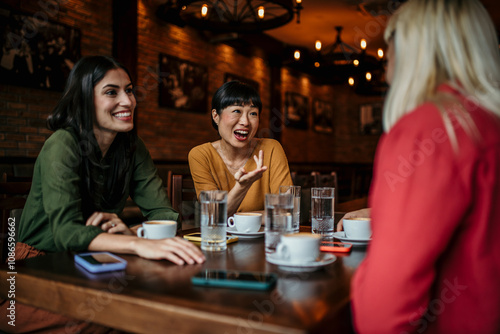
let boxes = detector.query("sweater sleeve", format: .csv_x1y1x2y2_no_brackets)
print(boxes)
129,137,179,222
40,130,103,251
351,104,470,333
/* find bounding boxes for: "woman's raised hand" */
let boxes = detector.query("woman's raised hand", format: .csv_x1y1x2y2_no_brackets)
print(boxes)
86,212,133,235
234,150,268,188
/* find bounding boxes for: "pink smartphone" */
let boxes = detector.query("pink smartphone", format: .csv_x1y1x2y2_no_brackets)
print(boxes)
320,241,352,253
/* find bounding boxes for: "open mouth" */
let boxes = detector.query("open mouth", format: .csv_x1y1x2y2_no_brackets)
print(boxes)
112,111,132,120
234,130,249,141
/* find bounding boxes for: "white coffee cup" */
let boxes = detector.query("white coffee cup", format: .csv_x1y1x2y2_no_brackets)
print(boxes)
276,232,321,263
343,217,372,239
227,212,262,233
137,220,177,239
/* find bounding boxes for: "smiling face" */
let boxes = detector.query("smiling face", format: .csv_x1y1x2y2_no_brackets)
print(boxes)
93,68,136,143
213,103,259,149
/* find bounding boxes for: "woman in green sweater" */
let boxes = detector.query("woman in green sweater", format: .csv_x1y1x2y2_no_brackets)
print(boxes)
2,55,205,333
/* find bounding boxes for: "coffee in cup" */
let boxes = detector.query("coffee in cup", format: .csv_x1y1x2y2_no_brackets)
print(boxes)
276,232,321,263
227,212,262,233
343,217,372,239
137,220,177,239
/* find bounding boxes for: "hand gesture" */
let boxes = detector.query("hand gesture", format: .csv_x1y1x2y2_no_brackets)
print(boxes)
234,150,268,189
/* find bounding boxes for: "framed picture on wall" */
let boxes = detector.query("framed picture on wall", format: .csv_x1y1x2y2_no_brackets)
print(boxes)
360,103,383,135
284,92,308,130
313,99,334,133
159,53,208,113
224,73,259,94
0,6,81,91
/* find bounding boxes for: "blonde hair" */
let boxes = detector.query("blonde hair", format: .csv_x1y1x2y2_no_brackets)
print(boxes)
383,0,500,134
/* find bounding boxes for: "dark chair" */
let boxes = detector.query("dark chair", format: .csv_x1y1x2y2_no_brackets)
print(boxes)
312,171,339,205
170,173,198,230
0,173,32,262
290,171,319,226
291,171,317,189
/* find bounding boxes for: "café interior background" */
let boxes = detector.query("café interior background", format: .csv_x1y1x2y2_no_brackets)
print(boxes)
1,0,499,197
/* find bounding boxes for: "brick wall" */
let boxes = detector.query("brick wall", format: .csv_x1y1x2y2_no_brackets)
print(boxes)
0,0,381,165
0,0,112,158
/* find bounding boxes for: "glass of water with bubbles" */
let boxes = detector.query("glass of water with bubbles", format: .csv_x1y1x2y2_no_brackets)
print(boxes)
200,190,228,251
311,187,335,238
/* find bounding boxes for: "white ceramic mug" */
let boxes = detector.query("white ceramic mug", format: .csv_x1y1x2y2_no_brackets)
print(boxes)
276,232,321,263
137,220,177,239
343,217,372,239
227,212,262,233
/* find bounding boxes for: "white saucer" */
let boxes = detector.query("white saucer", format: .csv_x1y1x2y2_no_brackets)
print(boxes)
332,232,371,246
227,227,265,239
266,253,336,272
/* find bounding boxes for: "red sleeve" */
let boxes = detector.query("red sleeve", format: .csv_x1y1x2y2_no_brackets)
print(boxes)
351,104,470,333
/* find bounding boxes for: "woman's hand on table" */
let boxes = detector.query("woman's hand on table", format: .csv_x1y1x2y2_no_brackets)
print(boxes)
133,237,206,265
86,212,133,235
234,150,268,188
337,208,371,231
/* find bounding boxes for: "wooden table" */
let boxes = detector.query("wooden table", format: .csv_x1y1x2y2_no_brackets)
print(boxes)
0,228,367,334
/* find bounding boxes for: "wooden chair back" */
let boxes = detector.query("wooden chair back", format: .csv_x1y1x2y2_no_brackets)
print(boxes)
290,171,317,189
170,173,198,226
0,173,32,262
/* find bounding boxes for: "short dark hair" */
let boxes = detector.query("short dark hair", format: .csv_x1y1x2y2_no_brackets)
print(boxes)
211,81,262,131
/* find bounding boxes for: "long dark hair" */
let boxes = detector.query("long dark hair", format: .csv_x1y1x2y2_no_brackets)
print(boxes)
47,55,137,212
211,81,262,131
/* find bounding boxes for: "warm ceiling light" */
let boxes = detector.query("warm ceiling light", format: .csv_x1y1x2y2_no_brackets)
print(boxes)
296,0,302,3
348,77,355,86
315,40,322,51
353,59,360,67
366,72,372,81
258,6,265,19
314,62,320,67
360,39,367,50
294,50,301,60
377,48,384,59
201,4,208,18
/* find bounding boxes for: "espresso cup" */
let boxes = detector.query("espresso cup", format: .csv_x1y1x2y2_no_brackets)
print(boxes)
343,217,372,239
227,212,262,233
137,220,177,239
276,232,321,263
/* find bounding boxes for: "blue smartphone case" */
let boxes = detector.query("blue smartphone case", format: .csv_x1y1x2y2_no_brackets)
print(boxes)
74,252,127,273
191,270,277,290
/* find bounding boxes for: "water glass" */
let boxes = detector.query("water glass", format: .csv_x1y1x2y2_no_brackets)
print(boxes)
200,190,228,251
279,185,301,233
265,193,294,257
311,187,335,238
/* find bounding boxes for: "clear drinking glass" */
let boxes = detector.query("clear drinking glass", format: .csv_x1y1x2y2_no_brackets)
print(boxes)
311,187,335,238
265,193,294,258
200,190,228,251
279,185,301,233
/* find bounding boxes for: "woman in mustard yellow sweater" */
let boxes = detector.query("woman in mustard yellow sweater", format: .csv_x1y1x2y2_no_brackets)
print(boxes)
189,81,293,216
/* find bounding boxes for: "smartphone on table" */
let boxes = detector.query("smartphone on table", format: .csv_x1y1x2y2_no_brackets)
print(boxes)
191,269,277,290
183,232,238,244
320,241,353,253
74,252,127,273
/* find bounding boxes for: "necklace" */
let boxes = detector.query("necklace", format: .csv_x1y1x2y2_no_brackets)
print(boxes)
216,142,254,174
